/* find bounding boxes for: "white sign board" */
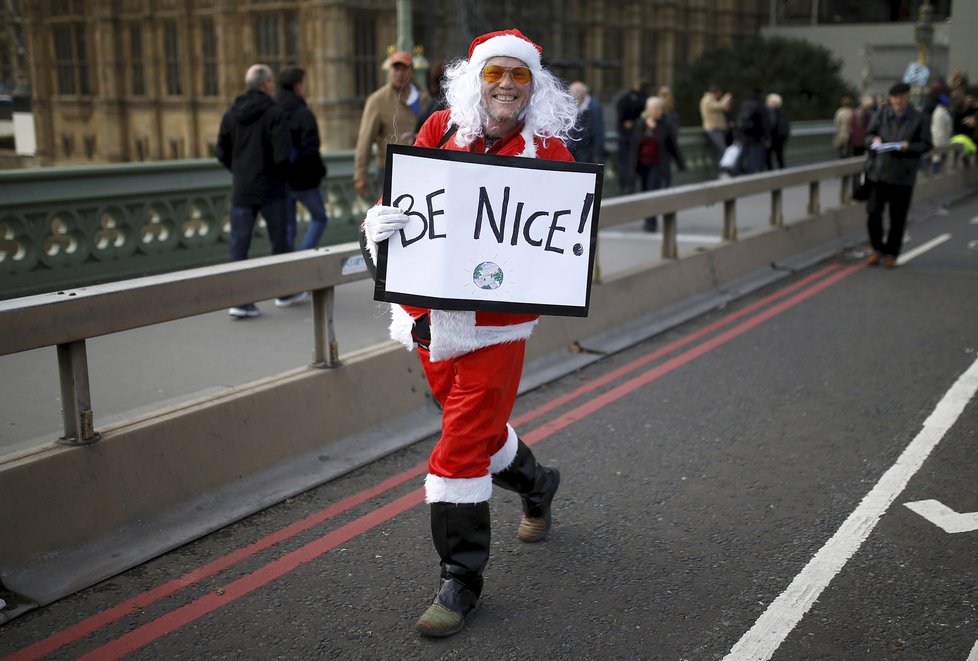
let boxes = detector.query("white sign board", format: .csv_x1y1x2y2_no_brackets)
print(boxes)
375,145,603,317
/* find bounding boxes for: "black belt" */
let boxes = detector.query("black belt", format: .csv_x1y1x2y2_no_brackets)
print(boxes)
412,314,431,350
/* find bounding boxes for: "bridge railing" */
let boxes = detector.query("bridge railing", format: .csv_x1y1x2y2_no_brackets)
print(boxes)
0,143,965,448
0,122,837,300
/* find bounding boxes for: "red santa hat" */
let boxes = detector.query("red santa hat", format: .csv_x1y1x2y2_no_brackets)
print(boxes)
467,28,543,72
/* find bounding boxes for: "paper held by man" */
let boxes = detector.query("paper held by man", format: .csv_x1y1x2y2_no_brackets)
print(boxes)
374,144,604,317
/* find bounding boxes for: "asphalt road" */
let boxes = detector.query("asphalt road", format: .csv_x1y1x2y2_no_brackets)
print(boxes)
2,194,975,660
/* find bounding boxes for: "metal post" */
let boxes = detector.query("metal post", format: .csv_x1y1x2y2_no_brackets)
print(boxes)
661,212,678,259
396,0,412,53
312,287,340,368
807,181,820,216
770,189,784,226
592,241,603,284
722,199,736,240
56,340,99,445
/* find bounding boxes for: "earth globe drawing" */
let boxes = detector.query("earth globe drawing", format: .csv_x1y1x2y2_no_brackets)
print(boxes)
472,261,504,290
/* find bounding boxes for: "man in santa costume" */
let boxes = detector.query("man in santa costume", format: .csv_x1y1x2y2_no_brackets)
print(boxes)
360,28,578,637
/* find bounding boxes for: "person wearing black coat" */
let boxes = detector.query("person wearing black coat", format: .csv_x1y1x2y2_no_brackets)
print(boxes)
627,95,687,232
216,64,293,318
863,82,933,267
766,93,790,169
275,67,328,258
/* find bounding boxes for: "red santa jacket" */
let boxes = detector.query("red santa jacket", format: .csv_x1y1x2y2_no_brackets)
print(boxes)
386,109,574,361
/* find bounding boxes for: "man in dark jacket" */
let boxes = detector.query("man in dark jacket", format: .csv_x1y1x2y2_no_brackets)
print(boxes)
864,82,933,267
216,64,293,318
568,81,606,163
735,88,771,174
276,67,328,253
614,80,647,193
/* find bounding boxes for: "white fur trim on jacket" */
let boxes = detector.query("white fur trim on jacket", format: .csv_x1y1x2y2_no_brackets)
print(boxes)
389,304,416,351
469,34,543,72
364,235,380,267
425,473,493,504
427,310,536,362
488,424,519,474
519,126,537,158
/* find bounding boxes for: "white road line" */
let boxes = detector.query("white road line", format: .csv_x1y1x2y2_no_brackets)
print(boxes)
897,233,952,265
968,639,978,661
904,499,978,533
724,355,978,661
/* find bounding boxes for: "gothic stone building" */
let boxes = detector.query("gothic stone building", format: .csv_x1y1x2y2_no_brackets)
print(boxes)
23,0,768,165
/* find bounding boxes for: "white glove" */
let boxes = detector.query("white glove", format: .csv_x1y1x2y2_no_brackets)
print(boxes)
364,205,410,243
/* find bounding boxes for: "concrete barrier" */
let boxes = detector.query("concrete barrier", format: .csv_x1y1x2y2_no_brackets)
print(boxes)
1,162,974,620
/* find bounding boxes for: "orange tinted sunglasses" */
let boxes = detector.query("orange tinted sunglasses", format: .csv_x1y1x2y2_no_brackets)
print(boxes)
481,64,532,85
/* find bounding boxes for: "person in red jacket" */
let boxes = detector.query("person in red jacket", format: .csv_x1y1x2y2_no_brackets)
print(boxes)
361,28,576,638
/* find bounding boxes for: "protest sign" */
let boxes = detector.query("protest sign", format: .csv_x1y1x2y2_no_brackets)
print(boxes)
374,144,603,317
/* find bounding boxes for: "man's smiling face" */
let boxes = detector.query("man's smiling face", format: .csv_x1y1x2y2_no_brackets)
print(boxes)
480,56,531,129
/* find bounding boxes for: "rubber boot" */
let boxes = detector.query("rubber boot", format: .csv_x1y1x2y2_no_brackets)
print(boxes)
416,501,491,637
491,439,560,543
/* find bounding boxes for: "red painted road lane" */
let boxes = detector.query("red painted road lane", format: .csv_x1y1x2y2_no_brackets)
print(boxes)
2,262,861,661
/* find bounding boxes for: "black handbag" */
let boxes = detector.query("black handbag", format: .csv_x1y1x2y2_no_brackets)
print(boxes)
853,154,875,201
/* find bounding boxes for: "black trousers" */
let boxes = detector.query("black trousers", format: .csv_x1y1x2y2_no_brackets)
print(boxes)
866,181,914,257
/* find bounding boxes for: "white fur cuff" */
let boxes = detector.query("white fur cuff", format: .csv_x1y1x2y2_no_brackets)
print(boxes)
425,473,492,503
488,424,519,474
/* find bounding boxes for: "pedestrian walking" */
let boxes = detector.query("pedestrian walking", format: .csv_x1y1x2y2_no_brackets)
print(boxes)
568,80,606,163
276,67,328,253
215,64,293,319
863,82,932,268
627,96,686,231
834,96,854,158
353,50,430,198
359,27,572,638
766,93,790,169
700,84,732,170
734,88,771,175
615,80,647,193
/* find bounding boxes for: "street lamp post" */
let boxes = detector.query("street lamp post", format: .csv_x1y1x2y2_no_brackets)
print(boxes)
395,0,429,90
912,0,934,105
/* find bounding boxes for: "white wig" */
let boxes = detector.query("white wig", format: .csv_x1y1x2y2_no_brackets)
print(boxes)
442,57,578,148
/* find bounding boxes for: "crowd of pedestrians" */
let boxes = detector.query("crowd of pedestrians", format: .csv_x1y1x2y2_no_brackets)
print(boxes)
215,43,978,306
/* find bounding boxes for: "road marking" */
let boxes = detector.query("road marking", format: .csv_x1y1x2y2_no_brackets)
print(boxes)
725,355,978,661
969,239,978,250
897,233,951,265
59,265,863,661
970,216,978,225
968,640,978,661
904,500,978,533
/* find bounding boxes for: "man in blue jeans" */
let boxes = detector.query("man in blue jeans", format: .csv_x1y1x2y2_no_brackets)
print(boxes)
276,67,329,254
216,64,294,318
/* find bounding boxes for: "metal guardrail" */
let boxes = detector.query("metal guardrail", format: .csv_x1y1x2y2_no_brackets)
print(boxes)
0,122,838,300
0,143,964,445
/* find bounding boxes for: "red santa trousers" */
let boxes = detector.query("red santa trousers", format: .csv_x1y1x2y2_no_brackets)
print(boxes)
418,339,525,503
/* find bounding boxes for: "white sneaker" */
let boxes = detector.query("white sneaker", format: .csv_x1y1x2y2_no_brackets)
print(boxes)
275,291,310,308
229,304,261,319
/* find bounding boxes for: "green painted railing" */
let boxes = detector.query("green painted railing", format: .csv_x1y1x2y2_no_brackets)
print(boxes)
0,122,834,300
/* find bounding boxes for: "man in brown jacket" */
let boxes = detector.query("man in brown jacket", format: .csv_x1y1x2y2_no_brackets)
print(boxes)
353,51,430,197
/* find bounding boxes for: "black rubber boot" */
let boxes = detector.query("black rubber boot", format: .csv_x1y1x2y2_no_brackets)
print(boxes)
416,501,491,637
492,439,560,542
